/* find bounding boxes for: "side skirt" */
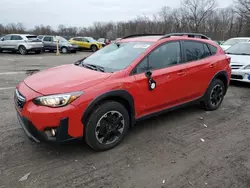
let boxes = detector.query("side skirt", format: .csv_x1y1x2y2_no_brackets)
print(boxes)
136,97,203,122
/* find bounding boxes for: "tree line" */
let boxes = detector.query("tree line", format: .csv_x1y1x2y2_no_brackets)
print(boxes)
0,0,250,40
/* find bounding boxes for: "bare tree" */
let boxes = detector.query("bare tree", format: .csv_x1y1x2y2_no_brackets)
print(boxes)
181,0,217,32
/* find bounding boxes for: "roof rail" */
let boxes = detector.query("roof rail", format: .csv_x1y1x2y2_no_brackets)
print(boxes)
159,33,211,40
122,33,164,39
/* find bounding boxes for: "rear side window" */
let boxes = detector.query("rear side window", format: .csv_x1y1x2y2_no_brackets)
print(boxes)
208,44,217,55
183,41,212,62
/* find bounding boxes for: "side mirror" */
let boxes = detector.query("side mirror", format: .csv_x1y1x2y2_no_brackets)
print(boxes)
145,70,156,90
145,70,152,78
1,38,5,41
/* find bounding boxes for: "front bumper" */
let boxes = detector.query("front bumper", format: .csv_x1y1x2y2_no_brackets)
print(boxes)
15,82,86,143
231,70,250,83
16,111,75,143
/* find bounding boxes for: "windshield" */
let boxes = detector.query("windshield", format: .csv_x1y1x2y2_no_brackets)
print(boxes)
81,42,153,72
223,38,249,46
85,37,96,42
57,37,68,43
226,43,250,55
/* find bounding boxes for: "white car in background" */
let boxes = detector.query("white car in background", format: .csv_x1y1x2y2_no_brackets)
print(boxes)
226,42,250,83
0,34,43,55
221,37,250,51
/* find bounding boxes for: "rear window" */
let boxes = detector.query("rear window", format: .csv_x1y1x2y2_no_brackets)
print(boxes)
81,42,153,72
26,35,37,39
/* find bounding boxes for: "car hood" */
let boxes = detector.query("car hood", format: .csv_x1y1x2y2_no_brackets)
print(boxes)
24,64,111,95
228,54,250,65
220,45,231,50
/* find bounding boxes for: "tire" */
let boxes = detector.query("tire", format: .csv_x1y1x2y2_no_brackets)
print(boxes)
61,47,68,54
202,79,225,111
91,45,97,52
18,45,27,55
85,101,130,151
0,48,2,53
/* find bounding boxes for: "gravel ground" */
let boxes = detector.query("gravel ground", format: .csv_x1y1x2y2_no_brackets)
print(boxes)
0,52,249,188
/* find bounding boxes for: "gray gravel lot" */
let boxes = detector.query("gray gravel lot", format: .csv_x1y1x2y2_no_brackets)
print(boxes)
0,52,250,188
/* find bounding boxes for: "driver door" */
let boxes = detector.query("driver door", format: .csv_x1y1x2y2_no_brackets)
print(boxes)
82,38,91,49
132,41,189,117
0,35,12,49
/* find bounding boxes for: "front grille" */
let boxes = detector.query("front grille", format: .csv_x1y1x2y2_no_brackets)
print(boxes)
15,89,26,110
231,75,243,79
230,64,243,69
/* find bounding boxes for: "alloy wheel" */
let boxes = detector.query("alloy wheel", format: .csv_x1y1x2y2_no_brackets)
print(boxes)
95,111,125,145
210,84,224,107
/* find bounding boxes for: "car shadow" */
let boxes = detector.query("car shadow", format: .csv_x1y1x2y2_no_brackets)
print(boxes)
35,103,202,157
230,80,250,88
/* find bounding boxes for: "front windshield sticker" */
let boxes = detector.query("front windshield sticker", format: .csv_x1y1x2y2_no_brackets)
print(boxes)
133,44,151,49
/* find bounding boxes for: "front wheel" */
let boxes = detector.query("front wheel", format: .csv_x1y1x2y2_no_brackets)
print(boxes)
202,79,225,111
85,101,129,151
19,45,27,55
91,45,97,52
61,47,68,54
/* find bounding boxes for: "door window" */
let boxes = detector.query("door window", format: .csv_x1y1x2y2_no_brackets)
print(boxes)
11,35,23,40
43,37,53,42
3,35,11,40
149,41,181,70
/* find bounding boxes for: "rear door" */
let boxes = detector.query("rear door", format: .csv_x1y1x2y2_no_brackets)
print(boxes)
181,40,218,99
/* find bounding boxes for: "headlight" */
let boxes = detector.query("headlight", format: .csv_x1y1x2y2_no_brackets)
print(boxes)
33,91,83,107
244,65,250,69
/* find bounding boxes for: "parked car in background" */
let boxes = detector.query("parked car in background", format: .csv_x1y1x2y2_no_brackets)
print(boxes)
15,33,231,151
226,42,250,83
0,34,43,55
220,37,250,51
97,38,111,45
69,37,103,52
38,35,78,54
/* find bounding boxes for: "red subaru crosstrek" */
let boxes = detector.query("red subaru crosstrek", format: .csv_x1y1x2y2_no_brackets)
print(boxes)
15,33,231,151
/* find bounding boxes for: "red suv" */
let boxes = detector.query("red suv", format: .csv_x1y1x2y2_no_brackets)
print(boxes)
15,33,231,151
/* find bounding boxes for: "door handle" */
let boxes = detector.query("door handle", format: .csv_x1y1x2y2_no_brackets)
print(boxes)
209,64,215,68
177,71,186,76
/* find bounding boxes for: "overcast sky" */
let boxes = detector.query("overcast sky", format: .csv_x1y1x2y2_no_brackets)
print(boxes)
0,0,233,29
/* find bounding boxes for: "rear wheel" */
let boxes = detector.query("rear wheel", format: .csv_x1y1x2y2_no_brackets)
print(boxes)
202,79,225,111
91,45,97,52
85,101,129,151
19,45,27,55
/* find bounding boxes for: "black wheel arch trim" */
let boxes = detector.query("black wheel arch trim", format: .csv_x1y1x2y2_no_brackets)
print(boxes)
82,90,135,127
208,70,229,94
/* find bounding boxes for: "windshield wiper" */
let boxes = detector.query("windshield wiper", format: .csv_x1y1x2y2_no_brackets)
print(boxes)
237,53,250,55
226,52,250,55
82,63,105,72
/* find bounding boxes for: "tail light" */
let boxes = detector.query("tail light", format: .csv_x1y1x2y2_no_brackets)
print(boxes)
226,56,231,64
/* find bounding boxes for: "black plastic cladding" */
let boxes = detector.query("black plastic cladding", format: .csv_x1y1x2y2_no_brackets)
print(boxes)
82,90,135,127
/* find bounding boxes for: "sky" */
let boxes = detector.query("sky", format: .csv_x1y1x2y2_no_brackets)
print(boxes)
0,0,233,29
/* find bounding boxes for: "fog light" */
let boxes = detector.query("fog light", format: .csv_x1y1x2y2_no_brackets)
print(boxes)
44,128,57,137
51,129,56,136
